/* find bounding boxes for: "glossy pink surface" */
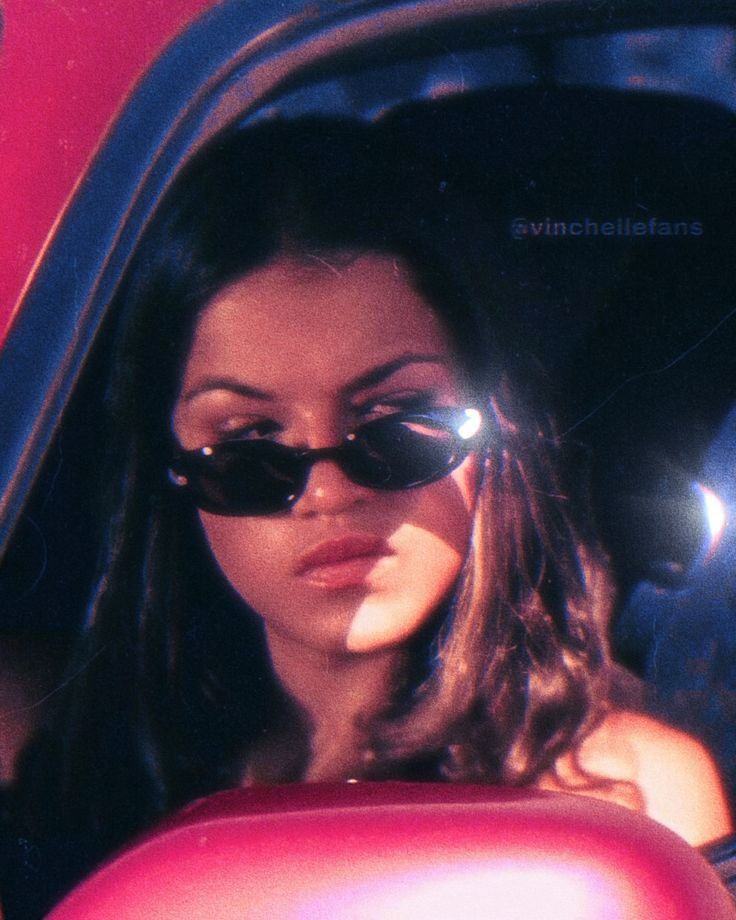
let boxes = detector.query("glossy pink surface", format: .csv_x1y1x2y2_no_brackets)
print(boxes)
49,783,735,919
0,0,217,340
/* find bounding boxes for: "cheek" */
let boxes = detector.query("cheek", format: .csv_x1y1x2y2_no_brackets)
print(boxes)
345,526,466,653
346,456,479,652
198,514,287,614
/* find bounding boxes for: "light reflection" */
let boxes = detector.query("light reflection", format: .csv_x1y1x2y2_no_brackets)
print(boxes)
694,482,727,561
303,860,625,919
457,408,482,440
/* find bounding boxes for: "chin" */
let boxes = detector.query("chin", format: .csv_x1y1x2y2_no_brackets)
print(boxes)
345,599,434,654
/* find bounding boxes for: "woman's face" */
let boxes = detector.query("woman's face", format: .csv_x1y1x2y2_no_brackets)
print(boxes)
172,252,479,658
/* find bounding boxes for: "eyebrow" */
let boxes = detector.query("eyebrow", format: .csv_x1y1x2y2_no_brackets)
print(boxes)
344,354,450,395
181,354,449,404
182,377,274,404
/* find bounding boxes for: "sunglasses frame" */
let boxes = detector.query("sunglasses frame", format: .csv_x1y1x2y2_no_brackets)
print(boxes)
169,406,486,516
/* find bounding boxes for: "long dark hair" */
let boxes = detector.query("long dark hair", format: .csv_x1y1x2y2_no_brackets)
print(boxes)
10,115,618,891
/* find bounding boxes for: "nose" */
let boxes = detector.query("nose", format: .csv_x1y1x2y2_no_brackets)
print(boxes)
289,410,375,516
292,453,374,517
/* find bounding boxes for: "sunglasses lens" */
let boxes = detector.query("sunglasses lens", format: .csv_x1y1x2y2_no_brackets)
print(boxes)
184,441,305,515
173,408,483,514
345,414,467,489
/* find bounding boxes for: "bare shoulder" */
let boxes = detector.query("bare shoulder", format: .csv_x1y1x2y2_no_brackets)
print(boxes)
579,710,733,846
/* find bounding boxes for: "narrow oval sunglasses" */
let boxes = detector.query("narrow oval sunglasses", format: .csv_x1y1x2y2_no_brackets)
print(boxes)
168,406,485,516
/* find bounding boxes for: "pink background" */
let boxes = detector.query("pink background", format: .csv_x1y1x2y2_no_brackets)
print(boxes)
0,0,217,343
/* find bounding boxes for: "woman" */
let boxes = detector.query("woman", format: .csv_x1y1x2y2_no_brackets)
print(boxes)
2,115,731,916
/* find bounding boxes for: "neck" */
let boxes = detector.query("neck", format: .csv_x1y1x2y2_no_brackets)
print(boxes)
261,628,408,782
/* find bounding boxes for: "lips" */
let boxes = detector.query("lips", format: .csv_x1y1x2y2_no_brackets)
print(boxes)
295,534,393,588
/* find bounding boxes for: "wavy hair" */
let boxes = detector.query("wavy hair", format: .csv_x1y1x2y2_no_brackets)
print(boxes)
11,115,620,887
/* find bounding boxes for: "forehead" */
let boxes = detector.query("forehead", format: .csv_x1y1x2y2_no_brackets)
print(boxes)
183,252,458,390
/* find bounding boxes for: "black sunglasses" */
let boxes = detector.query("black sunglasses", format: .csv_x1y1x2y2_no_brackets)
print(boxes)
169,406,485,516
